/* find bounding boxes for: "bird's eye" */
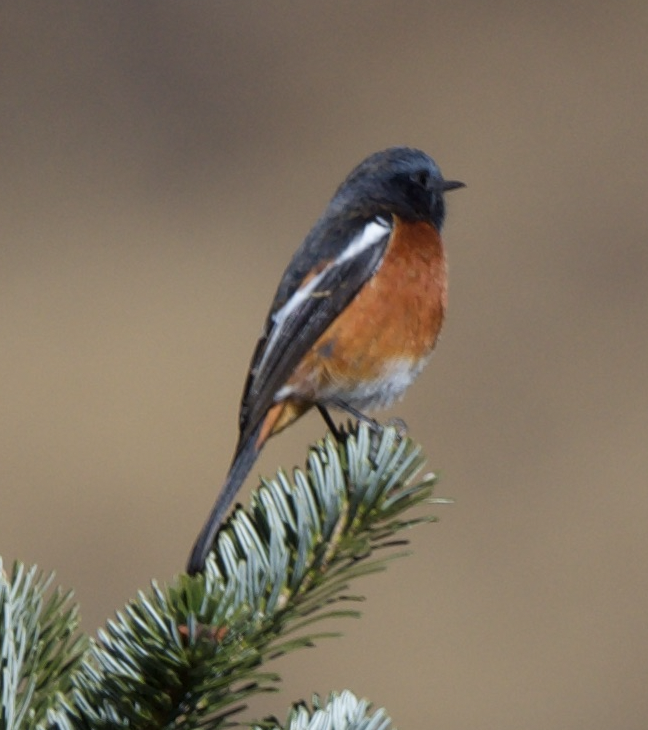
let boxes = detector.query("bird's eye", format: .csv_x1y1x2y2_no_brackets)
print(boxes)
411,169,430,188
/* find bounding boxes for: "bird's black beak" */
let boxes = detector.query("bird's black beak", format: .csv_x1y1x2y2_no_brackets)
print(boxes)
441,179,466,192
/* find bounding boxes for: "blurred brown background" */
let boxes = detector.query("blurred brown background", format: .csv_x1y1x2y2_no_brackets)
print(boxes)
2,1,647,728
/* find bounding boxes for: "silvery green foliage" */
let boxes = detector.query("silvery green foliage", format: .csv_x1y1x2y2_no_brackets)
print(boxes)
3,424,441,729
257,690,393,730
0,560,84,730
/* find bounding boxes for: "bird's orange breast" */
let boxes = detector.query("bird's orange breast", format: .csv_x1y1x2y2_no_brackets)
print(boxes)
285,217,447,405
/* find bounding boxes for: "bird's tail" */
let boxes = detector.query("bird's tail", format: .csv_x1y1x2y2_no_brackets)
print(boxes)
186,400,311,575
186,421,263,575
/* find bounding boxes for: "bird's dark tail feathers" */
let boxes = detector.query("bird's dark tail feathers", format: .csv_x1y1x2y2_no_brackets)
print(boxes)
186,421,263,575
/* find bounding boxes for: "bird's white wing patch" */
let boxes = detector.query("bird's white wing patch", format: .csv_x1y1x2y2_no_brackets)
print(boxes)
335,216,391,265
259,217,392,372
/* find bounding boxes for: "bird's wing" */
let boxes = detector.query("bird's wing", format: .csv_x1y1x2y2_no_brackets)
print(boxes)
237,216,393,446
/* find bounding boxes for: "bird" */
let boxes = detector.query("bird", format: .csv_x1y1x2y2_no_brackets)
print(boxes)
187,146,464,574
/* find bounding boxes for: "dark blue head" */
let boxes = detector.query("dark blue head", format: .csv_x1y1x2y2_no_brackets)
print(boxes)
330,146,464,231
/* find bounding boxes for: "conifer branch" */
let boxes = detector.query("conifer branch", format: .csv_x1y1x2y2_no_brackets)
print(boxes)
256,690,394,730
0,560,86,729
1,423,445,729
